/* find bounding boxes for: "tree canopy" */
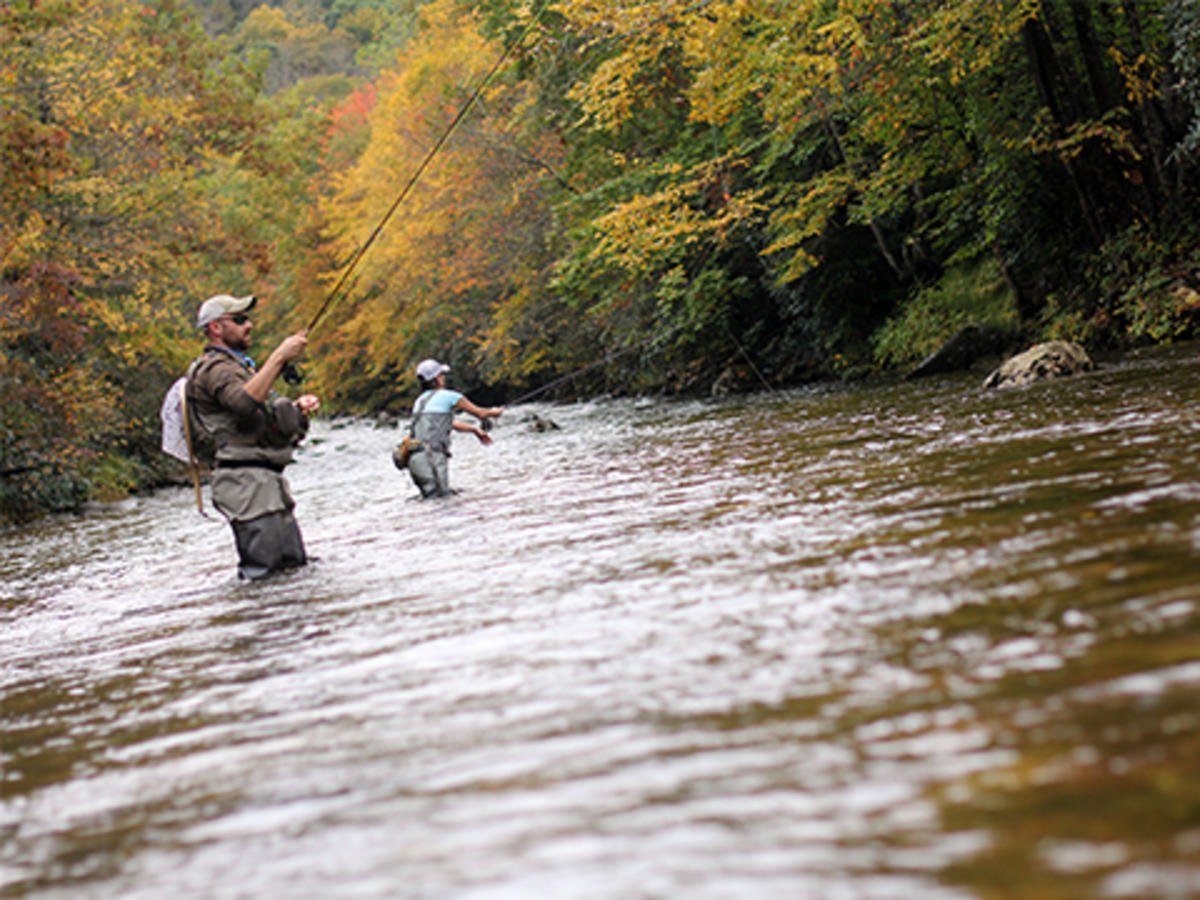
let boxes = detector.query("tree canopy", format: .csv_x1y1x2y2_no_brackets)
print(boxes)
4,0,1200,522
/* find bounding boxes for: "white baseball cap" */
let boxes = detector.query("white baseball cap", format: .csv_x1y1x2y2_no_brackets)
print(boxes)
197,294,256,329
416,358,450,381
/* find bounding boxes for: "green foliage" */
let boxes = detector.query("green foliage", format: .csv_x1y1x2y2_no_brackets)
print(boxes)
0,458,92,524
230,4,362,93
79,451,143,503
1077,222,1200,344
1168,0,1200,159
872,258,1020,367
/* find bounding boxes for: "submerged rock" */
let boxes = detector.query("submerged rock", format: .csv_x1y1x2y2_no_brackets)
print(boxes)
711,366,754,397
525,412,560,432
907,323,1014,379
982,340,1093,389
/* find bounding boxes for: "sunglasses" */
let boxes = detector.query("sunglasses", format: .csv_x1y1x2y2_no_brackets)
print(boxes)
223,313,251,325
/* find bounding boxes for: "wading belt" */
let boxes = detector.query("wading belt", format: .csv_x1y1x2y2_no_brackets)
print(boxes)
215,459,286,473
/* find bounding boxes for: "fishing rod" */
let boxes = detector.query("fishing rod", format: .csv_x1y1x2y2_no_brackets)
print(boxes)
284,1,548,385
504,337,661,406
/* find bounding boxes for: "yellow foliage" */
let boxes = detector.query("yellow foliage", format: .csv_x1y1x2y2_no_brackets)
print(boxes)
311,0,569,393
238,6,293,44
1109,47,1160,105
765,170,856,281
586,153,764,278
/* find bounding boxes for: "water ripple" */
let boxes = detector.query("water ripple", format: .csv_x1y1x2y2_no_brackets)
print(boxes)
4,344,1200,896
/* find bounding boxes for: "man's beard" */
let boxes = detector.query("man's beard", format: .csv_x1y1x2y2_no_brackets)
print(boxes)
223,327,250,352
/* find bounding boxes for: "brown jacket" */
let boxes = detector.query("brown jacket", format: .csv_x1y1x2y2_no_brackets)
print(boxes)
186,347,307,522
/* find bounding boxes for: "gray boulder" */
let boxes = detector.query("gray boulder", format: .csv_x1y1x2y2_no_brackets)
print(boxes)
907,323,1014,379
982,340,1093,389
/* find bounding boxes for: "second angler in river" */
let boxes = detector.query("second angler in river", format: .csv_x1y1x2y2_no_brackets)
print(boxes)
395,358,503,499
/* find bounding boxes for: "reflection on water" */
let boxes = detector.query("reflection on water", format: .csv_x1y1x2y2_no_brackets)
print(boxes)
3,343,1200,897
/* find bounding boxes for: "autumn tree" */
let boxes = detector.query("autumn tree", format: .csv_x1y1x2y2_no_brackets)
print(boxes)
303,0,569,406
292,0,1199,405
539,0,1200,380
1,0,292,522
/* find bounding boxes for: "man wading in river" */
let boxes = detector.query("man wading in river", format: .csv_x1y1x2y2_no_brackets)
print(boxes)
187,294,320,579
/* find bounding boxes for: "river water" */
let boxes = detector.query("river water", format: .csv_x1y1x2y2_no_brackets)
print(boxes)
3,343,1200,898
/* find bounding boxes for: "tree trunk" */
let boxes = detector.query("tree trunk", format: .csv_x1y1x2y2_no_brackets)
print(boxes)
1113,0,1169,215
994,242,1040,326
1021,16,1106,244
1021,17,1065,126
820,114,907,282
1068,0,1115,116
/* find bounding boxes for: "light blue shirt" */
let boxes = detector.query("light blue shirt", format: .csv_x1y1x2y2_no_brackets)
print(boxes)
412,388,462,415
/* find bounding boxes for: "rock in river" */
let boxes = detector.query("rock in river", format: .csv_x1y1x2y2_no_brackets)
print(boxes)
982,340,1093,389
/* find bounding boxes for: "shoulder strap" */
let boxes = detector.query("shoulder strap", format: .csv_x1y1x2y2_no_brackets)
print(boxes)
184,353,218,432
185,351,219,393
408,391,435,438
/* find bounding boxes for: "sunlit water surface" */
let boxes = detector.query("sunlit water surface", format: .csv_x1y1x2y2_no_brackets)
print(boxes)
4,344,1200,898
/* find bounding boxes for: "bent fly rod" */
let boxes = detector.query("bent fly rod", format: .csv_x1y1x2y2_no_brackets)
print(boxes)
284,3,548,384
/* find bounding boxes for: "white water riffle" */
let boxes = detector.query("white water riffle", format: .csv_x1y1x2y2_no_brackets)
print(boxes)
3,343,1200,897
